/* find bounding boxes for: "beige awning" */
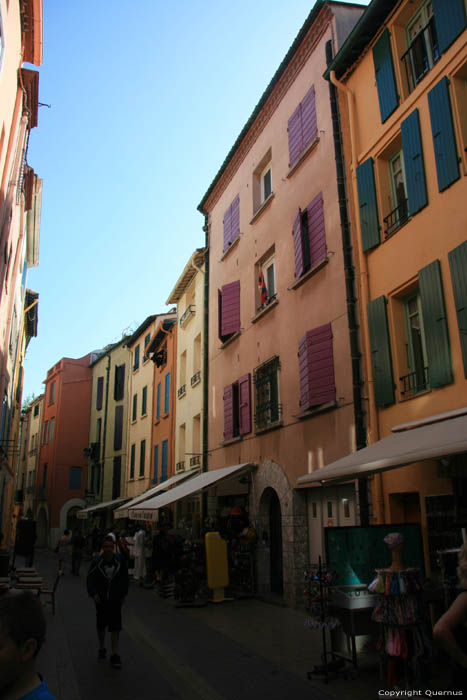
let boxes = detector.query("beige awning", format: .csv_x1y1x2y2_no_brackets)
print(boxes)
114,469,200,519
297,409,467,487
76,497,130,519
129,463,254,522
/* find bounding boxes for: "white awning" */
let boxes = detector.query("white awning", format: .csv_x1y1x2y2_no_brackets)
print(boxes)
76,497,130,520
297,409,467,487
129,463,254,522
114,469,200,519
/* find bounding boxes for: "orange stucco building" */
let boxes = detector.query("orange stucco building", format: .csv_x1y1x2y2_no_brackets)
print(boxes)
300,0,467,575
199,1,365,606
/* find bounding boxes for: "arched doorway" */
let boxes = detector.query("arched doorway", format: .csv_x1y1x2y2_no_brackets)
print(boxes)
36,508,48,547
258,487,284,596
66,506,81,533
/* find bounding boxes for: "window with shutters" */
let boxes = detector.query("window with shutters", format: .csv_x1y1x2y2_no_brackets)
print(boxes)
255,247,277,315
385,151,409,237
161,439,168,482
298,324,335,412
132,393,137,422
252,150,274,219
114,364,125,401
401,1,439,93
448,240,467,378
164,372,171,414
133,344,140,372
428,77,461,192
223,374,251,442
152,444,159,484
49,381,56,405
139,439,146,477
130,443,135,479
287,86,318,171
291,192,327,284
223,194,240,253
141,386,148,416
400,290,430,397
143,333,151,363
451,69,467,170
253,357,281,431
218,280,241,344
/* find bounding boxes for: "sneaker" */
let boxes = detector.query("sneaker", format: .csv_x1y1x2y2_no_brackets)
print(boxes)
110,654,122,669
98,648,106,660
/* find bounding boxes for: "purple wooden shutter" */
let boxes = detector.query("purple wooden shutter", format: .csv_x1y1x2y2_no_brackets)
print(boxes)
114,405,124,450
238,373,251,435
221,280,240,338
298,333,310,409
301,86,317,150
223,385,234,441
96,377,104,410
218,289,223,340
288,103,303,167
308,323,335,407
230,194,240,242
292,209,305,279
223,202,232,252
306,192,326,267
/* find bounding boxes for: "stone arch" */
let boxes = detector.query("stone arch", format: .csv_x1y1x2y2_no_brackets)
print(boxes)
59,498,85,534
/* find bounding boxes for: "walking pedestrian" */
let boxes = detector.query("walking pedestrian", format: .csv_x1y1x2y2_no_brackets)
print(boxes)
55,529,71,574
0,590,56,699
133,525,146,585
86,535,129,669
70,529,86,576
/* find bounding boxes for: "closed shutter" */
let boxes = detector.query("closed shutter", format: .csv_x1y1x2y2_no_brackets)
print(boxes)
161,440,168,481
448,241,467,378
96,377,104,410
230,194,240,242
113,405,123,451
298,333,310,409
156,382,161,420
292,209,305,278
428,77,460,192
306,192,326,267
401,109,428,215
287,103,303,167
367,296,395,407
164,372,170,413
432,0,466,54
372,29,399,123
356,158,380,251
223,385,234,441
419,259,453,388
152,444,159,484
238,374,251,435
299,324,335,410
112,456,121,499
301,85,317,151
220,280,240,338
223,202,232,252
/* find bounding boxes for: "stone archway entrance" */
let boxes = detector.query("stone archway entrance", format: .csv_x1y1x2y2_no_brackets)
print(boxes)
36,508,48,547
66,506,81,533
257,486,284,597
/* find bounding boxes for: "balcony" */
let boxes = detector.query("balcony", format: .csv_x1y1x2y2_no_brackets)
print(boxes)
189,455,201,467
180,305,195,328
175,461,185,472
177,385,186,399
400,367,429,398
256,292,277,314
191,371,201,387
384,199,409,239
401,17,439,94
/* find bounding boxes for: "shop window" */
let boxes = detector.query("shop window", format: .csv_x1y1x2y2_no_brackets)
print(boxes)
253,357,281,431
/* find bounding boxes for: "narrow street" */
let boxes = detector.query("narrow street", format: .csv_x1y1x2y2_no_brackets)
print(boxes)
34,549,348,700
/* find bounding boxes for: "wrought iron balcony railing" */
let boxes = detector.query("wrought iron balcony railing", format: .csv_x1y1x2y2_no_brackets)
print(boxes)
400,367,429,397
177,385,186,399
401,17,439,94
384,199,409,238
180,305,196,328
191,371,201,387
175,461,185,472
189,455,201,467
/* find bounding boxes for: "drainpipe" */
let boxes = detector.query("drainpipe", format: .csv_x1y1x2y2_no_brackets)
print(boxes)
100,354,111,501
326,45,380,526
202,217,210,529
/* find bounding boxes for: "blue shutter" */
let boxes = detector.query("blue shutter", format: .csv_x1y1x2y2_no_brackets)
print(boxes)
432,0,466,54
164,372,170,414
419,259,453,388
156,382,161,420
367,296,395,407
161,440,168,482
372,29,399,123
428,77,460,192
448,241,467,378
401,109,428,215
356,158,380,251
152,444,159,484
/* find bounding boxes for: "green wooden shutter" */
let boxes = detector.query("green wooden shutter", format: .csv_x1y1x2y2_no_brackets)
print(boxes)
448,241,467,378
372,29,399,123
401,109,428,215
419,259,453,388
367,296,395,407
356,158,380,252
428,78,460,192
432,0,466,54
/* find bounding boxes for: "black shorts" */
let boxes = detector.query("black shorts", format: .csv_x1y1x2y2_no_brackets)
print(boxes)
95,600,122,632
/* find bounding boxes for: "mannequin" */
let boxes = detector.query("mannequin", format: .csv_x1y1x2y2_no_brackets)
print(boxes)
384,532,405,571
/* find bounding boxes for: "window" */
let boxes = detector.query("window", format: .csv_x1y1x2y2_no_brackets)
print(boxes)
96,418,102,444
262,168,272,202
130,444,135,479
112,456,121,499
69,466,82,490
143,333,151,362
139,439,146,477
218,280,241,343
401,292,429,396
164,373,170,414
33,404,39,417
402,1,439,92
177,423,186,470
114,405,123,450
253,357,281,430
48,418,55,444
223,374,251,441
42,421,48,445
287,85,317,168
152,444,159,484
156,382,161,420
292,192,326,280
256,251,276,312
161,440,168,481
178,351,187,398
142,386,147,416
49,381,56,404
114,364,125,401
132,393,137,422
298,324,335,411
133,344,140,372
252,150,273,215
223,194,240,252
385,151,409,237
96,376,104,410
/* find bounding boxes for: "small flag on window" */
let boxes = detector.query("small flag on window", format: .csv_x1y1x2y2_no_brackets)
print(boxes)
258,271,268,305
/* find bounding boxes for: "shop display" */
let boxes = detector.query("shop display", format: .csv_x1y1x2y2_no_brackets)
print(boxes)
174,539,207,606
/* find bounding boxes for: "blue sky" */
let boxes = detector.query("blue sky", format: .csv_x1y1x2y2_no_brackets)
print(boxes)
23,0,368,400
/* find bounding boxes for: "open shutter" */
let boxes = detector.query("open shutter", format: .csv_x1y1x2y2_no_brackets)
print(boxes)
306,192,326,267
301,86,317,150
367,296,395,407
164,372,171,413
356,158,380,252
372,29,399,123
298,333,310,409
238,373,251,435
113,405,123,451
218,288,223,341
230,195,240,242
223,385,234,441
96,377,104,410
161,440,168,481
428,77,460,192
223,202,232,252
292,209,305,278
287,103,303,167
152,444,159,484
419,259,453,388
401,109,428,215
448,241,467,378
432,0,466,54
220,280,240,338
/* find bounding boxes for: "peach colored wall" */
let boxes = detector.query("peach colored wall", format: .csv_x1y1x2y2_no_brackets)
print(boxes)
151,322,177,484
